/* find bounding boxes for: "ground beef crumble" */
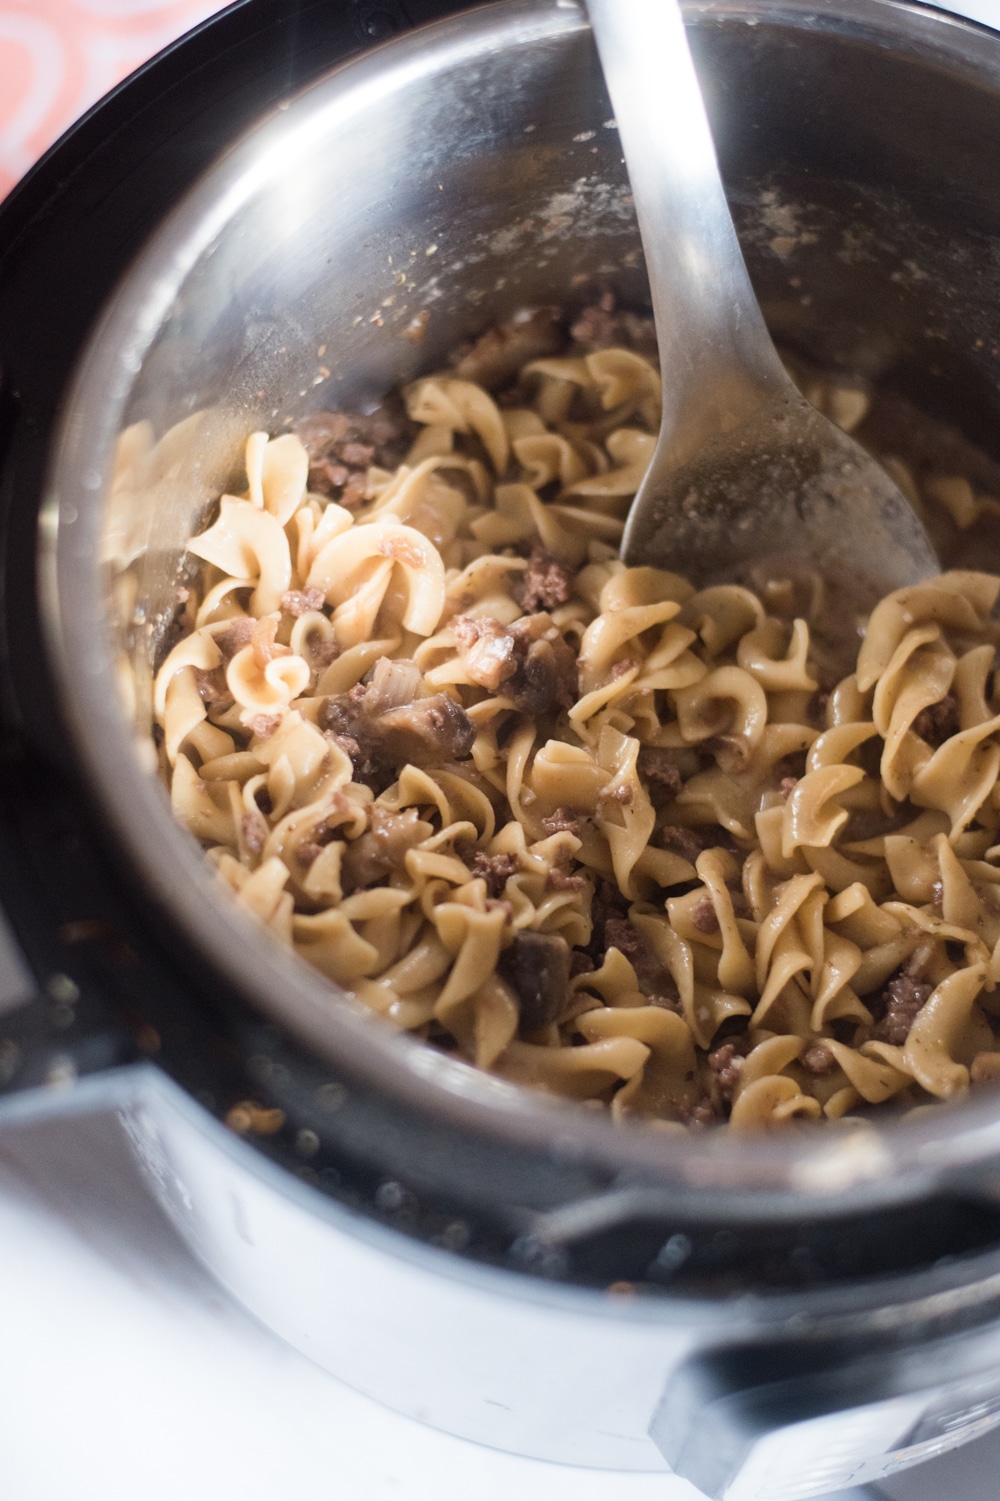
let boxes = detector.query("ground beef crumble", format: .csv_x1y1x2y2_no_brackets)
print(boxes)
914,694,960,748
241,812,267,856
513,547,575,613
546,866,588,893
281,587,326,617
676,1097,718,1129
569,291,658,357
459,846,520,899
707,1031,755,1109
871,970,934,1046
541,808,580,836
246,712,282,739
294,402,415,508
707,1042,744,1105
214,617,256,662
587,879,628,950
452,307,563,390
637,747,683,798
656,825,708,863
602,915,680,1009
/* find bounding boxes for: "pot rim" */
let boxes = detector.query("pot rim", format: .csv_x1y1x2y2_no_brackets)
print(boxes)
39,0,1000,1223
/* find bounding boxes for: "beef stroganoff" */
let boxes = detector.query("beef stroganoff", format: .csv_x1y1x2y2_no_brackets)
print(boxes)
151,304,1000,1131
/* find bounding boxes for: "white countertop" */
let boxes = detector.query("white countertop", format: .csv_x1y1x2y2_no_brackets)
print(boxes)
0,1101,998,1501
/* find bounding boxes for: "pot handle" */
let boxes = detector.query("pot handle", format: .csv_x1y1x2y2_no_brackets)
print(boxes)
652,1318,1000,1499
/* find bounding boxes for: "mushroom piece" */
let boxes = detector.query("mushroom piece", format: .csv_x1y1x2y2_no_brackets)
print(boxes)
498,931,572,1031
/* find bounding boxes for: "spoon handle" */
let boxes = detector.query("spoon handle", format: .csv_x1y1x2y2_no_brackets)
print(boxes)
586,0,790,466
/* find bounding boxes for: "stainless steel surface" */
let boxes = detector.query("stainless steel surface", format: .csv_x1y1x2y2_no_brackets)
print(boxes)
8,1061,1000,1488
38,0,1000,1218
0,1074,936,1501
32,2,1000,1490
589,0,936,597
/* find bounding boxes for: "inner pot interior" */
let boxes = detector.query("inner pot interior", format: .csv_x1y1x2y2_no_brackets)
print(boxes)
44,0,1000,1217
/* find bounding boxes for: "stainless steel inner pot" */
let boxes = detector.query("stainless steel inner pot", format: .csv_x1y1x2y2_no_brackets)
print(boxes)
37,0,1000,1492
39,0,1000,1230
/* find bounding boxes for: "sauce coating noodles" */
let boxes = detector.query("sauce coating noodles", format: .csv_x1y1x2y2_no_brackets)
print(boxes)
152,313,1000,1130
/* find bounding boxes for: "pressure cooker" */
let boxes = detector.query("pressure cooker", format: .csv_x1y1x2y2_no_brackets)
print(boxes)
6,1,1000,1496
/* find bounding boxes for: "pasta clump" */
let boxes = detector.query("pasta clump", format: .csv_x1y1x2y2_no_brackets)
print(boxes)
151,306,1000,1131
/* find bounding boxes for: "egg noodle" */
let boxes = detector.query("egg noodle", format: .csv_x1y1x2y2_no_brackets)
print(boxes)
150,314,1000,1130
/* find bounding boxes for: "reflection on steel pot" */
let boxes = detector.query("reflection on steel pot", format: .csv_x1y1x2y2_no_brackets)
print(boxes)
37,1,1000,1495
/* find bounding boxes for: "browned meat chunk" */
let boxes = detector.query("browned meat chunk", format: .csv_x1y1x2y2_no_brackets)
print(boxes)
802,1044,835,1074
320,657,475,787
281,587,326,617
462,848,520,899
213,617,256,662
638,747,683,798
656,825,708,863
569,291,658,357
914,694,960,748
586,879,628,956
872,971,934,1046
546,866,587,893
676,1097,718,1130
499,931,572,1031
246,713,282,740
510,636,576,714
541,808,580,836
309,636,340,669
339,441,375,469
708,1041,745,1104
513,547,575,612
691,895,719,934
453,308,563,391
294,401,415,505
569,949,596,978
241,812,267,856
602,915,679,1008
780,776,799,800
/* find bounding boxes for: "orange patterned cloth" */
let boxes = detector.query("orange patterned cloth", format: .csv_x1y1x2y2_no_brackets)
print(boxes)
0,0,225,200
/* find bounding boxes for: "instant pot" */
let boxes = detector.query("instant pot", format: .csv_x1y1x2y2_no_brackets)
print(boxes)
6,1,1000,1496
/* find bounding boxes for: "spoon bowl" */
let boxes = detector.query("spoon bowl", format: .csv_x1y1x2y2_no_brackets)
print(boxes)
586,0,938,604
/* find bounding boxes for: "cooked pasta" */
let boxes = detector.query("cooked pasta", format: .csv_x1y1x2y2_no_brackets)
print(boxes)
149,300,1000,1131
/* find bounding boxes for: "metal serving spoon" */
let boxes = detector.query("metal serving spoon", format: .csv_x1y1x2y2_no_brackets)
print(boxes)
586,0,937,601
